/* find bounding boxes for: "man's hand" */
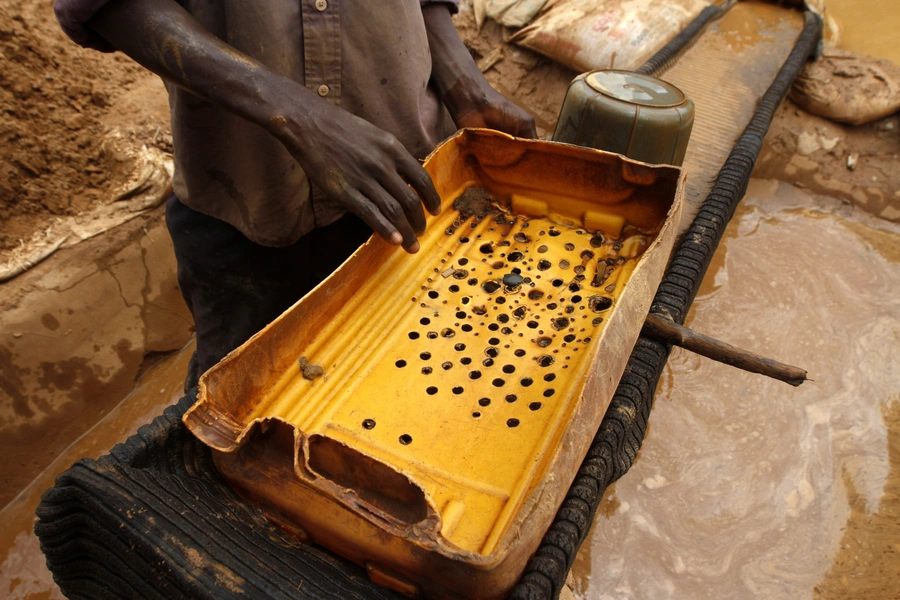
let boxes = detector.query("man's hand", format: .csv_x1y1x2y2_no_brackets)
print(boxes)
422,4,537,139
270,100,440,253
88,0,439,253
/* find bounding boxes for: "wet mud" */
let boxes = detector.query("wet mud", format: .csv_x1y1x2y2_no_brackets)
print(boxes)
570,179,900,599
0,341,193,600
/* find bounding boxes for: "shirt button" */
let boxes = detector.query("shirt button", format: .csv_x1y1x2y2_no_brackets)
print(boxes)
315,0,327,10
317,84,330,97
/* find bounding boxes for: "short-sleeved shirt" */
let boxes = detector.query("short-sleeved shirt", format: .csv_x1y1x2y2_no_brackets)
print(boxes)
55,0,459,246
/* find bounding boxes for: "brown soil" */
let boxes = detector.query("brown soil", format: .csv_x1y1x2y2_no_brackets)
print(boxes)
0,0,171,252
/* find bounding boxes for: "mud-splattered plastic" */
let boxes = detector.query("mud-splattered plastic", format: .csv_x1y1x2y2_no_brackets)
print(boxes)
183,129,684,599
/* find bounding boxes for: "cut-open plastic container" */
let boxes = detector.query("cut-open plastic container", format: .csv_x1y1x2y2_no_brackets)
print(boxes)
184,129,684,599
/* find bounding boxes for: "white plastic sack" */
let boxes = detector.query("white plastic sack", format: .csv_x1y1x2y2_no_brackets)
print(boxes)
511,0,710,73
481,0,550,28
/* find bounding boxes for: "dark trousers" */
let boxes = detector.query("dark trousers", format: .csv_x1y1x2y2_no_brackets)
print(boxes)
165,195,372,392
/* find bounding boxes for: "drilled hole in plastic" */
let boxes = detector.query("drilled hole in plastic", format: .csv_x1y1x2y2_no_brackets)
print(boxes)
529,402,542,411
508,251,524,262
564,243,575,251
496,297,507,305
460,236,470,243
480,243,494,254
461,357,472,365
497,313,510,323
488,323,499,331
521,377,533,387
536,337,552,348
483,358,494,367
501,327,513,335
502,365,516,374
548,230,561,237
527,321,539,329
395,359,407,368
459,258,469,266
422,366,432,375
408,332,420,340
482,280,501,293
528,290,544,300
454,343,466,351
547,303,558,310
551,318,569,331
486,347,499,358
589,296,613,312
468,278,479,286
449,285,460,293
537,356,554,367
420,352,431,360
564,334,576,343
543,389,556,397
544,373,556,382
472,412,481,419
428,291,439,299
568,282,581,293
512,307,527,319
469,371,482,380
537,259,551,271
492,378,505,387
559,260,571,270
462,324,473,332
399,434,413,445
507,418,520,428
514,232,530,243
426,386,438,395
420,317,431,325
362,419,376,429
426,331,438,339
453,386,464,395
592,317,603,326
478,397,491,407
441,328,456,338
571,294,583,304
515,349,526,357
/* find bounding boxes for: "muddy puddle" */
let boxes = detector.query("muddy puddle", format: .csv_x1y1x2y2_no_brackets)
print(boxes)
828,0,900,65
570,179,900,599
0,341,193,599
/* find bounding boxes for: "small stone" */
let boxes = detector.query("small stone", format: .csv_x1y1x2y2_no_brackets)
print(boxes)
502,273,524,287
847,153,859,171
298,356,324,381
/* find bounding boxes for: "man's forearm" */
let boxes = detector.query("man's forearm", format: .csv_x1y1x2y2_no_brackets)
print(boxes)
421,4,537,138
421,4,488,119
88,0,321,138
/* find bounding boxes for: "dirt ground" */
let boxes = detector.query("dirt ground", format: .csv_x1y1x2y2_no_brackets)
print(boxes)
0,0,172,252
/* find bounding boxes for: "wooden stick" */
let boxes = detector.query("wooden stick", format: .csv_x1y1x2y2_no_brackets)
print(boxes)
642,313,809,387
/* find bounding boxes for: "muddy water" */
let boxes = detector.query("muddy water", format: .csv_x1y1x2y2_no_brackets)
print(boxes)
571,179,900,599
827,0,900,65
0,341,193,600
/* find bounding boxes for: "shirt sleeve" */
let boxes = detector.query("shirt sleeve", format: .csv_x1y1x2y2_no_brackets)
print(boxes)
54,0,117,52
420,0,459,14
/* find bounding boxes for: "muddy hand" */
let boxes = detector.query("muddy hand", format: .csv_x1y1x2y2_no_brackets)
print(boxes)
272,102,441,254
444,80,537,139
423,4,537,140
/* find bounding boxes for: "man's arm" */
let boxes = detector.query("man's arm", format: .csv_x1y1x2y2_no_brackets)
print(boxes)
86,0,441,253
422,4,537,138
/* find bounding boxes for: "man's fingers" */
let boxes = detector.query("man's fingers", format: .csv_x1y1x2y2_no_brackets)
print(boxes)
397,154,442,217
382,174,428,235
341,188,402,246
365,184,420,253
